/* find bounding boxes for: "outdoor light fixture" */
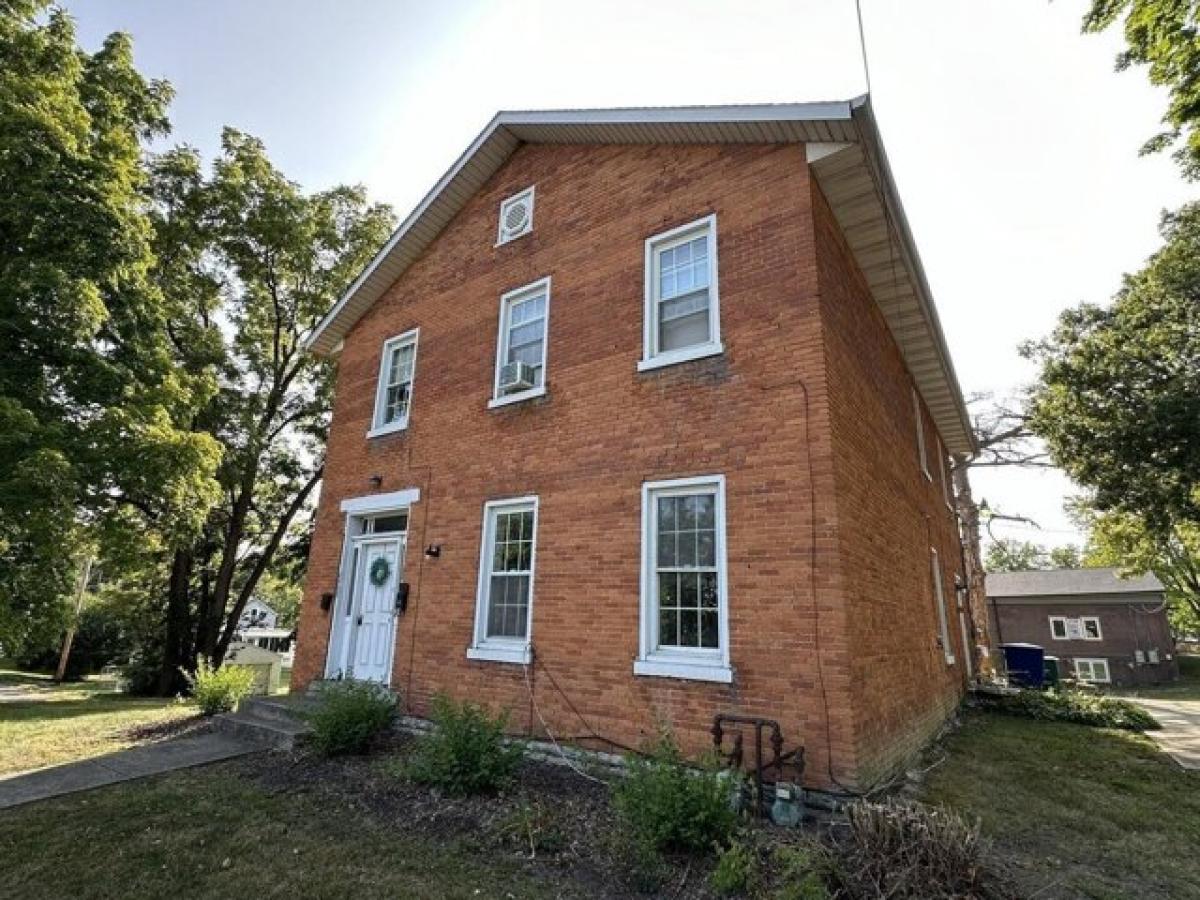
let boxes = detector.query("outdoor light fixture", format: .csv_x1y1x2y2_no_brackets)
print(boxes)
369,474,383,488
424,545,441,558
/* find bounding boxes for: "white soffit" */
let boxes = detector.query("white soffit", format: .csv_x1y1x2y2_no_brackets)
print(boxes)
305,98,975,454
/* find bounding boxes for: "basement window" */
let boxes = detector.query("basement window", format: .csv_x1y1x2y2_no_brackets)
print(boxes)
635,475,732,683
1075,658,1110,683
639,215,723,371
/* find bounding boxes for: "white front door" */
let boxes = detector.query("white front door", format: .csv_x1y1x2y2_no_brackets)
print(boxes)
347,538,402,683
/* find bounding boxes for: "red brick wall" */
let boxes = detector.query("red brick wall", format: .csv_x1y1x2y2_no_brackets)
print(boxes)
991,601,1178,686
294,142,861,787
812,183,966,786
293,141,966,790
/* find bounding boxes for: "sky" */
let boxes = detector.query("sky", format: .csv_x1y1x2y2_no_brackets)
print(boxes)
67,0,1199,550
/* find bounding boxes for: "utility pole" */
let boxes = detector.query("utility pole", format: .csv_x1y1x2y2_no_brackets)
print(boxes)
54,555,94,683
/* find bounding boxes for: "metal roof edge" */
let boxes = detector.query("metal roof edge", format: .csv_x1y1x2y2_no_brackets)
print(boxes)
848,99,977,454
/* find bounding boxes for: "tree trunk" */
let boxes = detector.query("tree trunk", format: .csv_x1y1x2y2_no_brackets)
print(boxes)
158,547,194,696
212,464,323,666
953,463,995,676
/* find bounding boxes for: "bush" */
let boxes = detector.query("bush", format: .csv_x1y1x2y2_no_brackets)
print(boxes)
406,694,523,793
711,836,760,896
305,680,397,755
185,658,256,716
770,844,831,900
613,729,739,854
831,799,1013,900
980,688,1159,731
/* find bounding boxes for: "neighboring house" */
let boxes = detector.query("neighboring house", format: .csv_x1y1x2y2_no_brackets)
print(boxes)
292,98,981,791
238,599,278,630
987,568,1178,687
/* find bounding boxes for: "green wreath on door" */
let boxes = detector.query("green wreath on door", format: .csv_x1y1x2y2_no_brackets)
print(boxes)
369,556,391,586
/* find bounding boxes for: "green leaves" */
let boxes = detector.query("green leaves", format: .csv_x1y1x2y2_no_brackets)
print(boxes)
1026,203,1200,535
1083,0,1200,179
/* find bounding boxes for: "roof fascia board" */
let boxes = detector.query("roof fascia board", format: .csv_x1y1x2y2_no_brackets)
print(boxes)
495,99,858,128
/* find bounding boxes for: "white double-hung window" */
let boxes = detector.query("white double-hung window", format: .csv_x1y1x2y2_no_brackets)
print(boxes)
468,497,538,664
369,328,418,436
1075,658,1110,683
490,277,550,407
636,475,731,683
640,215,722,371
930,548,955,664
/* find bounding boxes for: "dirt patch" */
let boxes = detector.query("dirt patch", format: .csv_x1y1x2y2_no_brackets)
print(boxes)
117,714,209,745
228,733,773,898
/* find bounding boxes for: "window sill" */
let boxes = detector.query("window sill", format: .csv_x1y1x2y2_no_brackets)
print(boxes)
467,643,531,665
366,421,409,439
634,657,733,684
487,385,547,409
637,343,724,373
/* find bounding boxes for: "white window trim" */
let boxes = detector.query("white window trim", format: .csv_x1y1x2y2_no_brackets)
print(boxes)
938,441,953,511
1075,657,1111,684
368,328,419,438
489,276,551,408
1049,616,1068,640
1081,616,1103,640
1049,615,1104,641
638,215,723,372
635,474,732,683
495,185,535,246
468,496,539,665
930,547,955,665
914,388,931,481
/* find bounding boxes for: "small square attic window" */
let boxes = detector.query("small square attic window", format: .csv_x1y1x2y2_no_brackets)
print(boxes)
497,186,535,245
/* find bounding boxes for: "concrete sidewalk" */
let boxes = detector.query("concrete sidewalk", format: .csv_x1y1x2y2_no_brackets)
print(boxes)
0,731,261,810
1133,698,1200,770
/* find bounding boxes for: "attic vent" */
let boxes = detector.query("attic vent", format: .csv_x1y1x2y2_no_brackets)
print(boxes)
497,186,534,245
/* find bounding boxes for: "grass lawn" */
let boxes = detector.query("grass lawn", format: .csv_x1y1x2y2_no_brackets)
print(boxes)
0,762,580,900
921,709,1200,899
0,666,198,776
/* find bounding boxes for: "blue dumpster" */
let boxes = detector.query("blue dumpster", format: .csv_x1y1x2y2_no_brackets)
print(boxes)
1002,643,1045,688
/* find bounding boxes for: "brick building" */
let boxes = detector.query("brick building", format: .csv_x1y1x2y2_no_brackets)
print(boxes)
292,99,980,791
987,568,1178,687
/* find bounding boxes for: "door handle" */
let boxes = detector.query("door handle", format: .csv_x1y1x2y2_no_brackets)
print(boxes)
356,615,363,626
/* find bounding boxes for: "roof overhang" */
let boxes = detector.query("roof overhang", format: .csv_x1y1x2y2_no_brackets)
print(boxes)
305,98,976,454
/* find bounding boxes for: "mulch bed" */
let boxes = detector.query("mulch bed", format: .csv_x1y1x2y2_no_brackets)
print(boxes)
228,732,737,898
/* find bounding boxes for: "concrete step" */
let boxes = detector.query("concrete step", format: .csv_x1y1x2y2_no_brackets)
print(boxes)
212,707,311,750
240,694,318,726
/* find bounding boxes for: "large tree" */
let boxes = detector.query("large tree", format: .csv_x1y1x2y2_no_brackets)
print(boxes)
1025,203,1200,533
132,133,393,692
1084,0,1200,178
1027,203,1200,630
0,1,219,654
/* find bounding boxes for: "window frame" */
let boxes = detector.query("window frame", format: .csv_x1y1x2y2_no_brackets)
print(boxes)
468,496,539,665
496,185,535,246
1075,657,1111,684
930,547,955,665
638,215,723,372
368,328,419,438
1081,616,1103,641
938,440,954,510
488,277,552,409
1049,616,1068,640
636,474,732,683
914,388,931,481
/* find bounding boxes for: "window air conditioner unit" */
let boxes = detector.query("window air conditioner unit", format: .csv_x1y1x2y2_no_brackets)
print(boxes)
498,361,536,393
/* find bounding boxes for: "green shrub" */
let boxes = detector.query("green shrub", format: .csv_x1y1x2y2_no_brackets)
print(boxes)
607,828,670,895
185,658,256,716
614,729,739,854
304,680,397,755
981,688,1159,731
770,845,831,900
831,799,1013,900
405,694,523,794
17,604,132,681
711,836,760,896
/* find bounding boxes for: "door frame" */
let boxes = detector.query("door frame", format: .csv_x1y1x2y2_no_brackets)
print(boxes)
324,488,419,681
343,534,404,682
